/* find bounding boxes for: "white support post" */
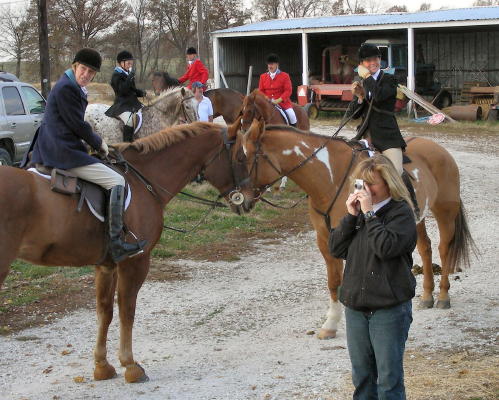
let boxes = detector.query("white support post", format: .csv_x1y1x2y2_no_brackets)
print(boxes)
213,37,220,89
246,65,253,95
301,31,309,86
407,27,415,117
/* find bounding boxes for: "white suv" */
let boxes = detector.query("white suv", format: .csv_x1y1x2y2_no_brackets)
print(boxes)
0,74,46,165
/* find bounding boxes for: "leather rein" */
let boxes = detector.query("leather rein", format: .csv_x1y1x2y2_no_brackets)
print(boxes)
109,127,246,233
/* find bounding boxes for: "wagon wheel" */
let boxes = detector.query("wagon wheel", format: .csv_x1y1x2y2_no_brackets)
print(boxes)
304,103,319,119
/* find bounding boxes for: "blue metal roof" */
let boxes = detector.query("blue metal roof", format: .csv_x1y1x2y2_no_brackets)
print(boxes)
213,7,499,34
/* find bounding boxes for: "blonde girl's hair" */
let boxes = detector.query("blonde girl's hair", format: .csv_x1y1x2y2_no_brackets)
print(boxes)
350,154,414,212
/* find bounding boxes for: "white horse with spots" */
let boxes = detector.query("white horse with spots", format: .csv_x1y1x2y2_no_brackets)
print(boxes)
85,87,198,144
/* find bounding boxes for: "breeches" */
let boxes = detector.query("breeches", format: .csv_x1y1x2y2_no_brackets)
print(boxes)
284,107,297,124
381,148,403,176
68,163,125,190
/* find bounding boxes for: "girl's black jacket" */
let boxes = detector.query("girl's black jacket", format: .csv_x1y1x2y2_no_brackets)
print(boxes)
329,199,417,311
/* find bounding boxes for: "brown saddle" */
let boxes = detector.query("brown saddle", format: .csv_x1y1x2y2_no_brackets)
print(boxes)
35,164,127,222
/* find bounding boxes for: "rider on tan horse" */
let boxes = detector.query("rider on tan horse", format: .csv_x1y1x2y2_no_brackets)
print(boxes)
26,48,146,263
350,43,419,216
258,53,297,127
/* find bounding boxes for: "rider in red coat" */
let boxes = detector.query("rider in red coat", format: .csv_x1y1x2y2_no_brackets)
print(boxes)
258,53,297,126
178,47,209,90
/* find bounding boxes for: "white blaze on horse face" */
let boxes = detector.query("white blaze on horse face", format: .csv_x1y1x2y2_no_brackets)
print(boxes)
315,147,334,182
282,145,305,158
412,168,420,182
242,142,248,156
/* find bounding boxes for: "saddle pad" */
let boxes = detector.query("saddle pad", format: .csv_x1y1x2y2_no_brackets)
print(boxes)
358,139,412,164
134,109,143,135
28,168,132,222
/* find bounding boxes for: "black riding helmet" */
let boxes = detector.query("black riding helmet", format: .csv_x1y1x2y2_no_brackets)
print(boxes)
73,48,102,72
358,43,381,60
186,47,197,55
117,50,134,63
266,53,279,64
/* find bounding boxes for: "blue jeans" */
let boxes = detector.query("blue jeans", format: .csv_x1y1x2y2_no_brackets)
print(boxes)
345,301,412,400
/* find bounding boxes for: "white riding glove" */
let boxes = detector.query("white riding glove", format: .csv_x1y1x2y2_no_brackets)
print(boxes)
100,140,109,156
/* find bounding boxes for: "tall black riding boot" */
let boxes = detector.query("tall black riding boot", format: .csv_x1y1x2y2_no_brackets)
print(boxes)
108,185,147,263
402,171,420,219
123,126,135,142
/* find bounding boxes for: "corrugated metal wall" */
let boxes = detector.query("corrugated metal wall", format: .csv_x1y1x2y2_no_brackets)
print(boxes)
219,35,302,96
218,26,499,99
416,28,499,94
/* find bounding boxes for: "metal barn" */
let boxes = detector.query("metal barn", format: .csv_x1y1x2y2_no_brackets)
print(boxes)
211,7,499,100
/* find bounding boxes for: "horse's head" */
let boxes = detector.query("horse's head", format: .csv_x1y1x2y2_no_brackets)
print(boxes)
240,90,272,133
148,87,198,125
201,122,255,214
239,117,283,200
151,71,181,96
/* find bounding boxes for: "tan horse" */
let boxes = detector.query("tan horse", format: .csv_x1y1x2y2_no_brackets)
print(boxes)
0,122,253,382
241,89,310,132
239,119,476,339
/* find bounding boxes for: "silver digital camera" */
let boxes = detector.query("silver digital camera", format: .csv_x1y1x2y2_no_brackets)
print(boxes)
354,179,364,193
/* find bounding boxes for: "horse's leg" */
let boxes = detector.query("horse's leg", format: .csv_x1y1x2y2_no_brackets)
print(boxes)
315,228,343,340
117,257,150,383
93,265,118,380
432,205,458,309
416,220,435,308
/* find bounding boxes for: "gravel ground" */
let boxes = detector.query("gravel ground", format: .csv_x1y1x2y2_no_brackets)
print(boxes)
0,123,498,400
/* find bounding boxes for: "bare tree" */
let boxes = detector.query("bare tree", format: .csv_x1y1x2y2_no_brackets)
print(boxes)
207,0,250,30
252,0,281,20
0,7,30,78
419,2,431,10
53,0,129,50
364,0,388,13
385,5,407,12
282,0,329,18
473,0,499,5
344,0,366,14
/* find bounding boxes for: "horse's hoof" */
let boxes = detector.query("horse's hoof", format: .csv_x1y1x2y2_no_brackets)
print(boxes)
125,363,149,383
419,298,434,309
317,329,337,340
94,361,117,381
435,299,451,309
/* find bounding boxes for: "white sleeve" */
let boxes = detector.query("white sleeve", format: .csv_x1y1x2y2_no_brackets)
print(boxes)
207,98,213,116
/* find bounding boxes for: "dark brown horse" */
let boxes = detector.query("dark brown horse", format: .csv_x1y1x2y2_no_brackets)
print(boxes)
0,122,253,382
151,71,180,95
240,89,310,132
204,88,245,124
239,119,476,339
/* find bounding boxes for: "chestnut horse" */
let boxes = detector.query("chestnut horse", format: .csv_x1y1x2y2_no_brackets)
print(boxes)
240,89,310,132
204,88,245,124
239,119,476,339
0,122,253,382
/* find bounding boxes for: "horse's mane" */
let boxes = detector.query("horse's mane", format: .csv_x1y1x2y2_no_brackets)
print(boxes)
264,124,352,145
114,122,216,154
148,86,191,106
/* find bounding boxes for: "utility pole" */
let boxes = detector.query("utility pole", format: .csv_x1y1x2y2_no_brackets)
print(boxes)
37,0,51,98
196,0,204,61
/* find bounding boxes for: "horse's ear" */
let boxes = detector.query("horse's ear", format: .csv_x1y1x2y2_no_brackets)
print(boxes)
247,117,265,142
228,116,242,139
181,87,186,96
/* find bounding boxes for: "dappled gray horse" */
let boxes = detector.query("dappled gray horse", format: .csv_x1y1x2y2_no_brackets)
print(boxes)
85,87,198,144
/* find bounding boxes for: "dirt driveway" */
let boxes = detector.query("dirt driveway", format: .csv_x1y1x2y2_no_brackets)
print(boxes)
0,123,498,400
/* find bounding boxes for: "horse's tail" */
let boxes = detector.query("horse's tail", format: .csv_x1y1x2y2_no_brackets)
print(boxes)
447,199,479,273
